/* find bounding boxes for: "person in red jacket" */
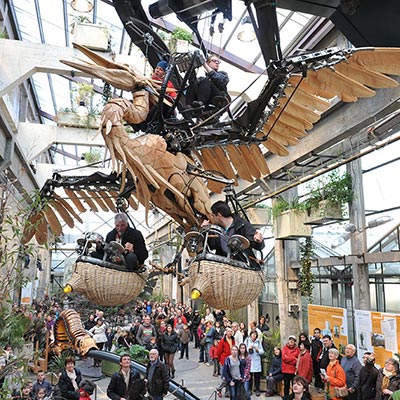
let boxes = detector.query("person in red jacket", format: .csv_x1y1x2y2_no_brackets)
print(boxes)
282,335,300,399
296,342,313,384
216,327,235,397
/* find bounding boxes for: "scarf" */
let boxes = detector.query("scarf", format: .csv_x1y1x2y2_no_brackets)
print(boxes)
382,368,395,391
66,369,78,391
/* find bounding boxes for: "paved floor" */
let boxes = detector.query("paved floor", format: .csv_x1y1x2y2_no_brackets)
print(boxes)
77,347,282,400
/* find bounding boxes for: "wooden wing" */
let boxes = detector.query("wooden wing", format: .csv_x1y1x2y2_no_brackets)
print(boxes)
198,47,400,193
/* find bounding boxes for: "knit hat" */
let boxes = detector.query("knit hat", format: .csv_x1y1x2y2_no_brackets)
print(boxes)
156,60,168,71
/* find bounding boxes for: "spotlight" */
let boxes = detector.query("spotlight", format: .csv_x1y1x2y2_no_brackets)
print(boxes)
237,16,256,42
191,288,201,300
64,284,73,293
70,0,93,13
330,216,393,249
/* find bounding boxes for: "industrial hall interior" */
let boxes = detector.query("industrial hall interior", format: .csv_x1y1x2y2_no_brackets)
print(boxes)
2,0,400,390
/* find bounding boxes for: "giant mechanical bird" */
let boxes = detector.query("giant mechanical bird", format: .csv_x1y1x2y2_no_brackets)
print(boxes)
21,1,400,308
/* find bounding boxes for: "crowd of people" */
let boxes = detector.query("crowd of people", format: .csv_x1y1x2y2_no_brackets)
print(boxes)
2,297,400,400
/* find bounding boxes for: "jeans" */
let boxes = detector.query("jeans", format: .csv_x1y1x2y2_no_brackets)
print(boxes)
229,381,243,400
283,373,295,399
243,380,251,400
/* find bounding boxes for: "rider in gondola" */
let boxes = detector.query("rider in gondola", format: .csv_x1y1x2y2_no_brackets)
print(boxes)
201,201,264,269
91,213,148,272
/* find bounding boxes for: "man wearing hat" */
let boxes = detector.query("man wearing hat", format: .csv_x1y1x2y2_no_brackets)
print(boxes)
281,335,300,399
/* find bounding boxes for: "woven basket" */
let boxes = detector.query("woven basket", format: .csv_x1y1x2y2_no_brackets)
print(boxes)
67,261,147,306
189,258,264,310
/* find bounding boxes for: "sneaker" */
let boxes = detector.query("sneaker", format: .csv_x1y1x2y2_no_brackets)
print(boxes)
217,390,223,398
178,357,183,359
205,362,210,366
256,391,261,396
186,356,189,360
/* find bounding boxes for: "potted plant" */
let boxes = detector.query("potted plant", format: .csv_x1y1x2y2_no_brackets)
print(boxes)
71,15,110,52
170,27,193,53
82,148,102,164
245,205,272,227
272,197,311,239
304,171,353,225
56,83,101,129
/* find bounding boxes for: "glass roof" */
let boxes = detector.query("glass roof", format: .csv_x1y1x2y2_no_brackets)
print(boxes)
12,0,317,133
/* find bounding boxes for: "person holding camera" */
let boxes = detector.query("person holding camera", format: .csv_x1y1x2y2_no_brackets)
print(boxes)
244,330,264,396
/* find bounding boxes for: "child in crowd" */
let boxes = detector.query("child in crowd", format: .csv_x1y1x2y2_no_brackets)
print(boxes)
210,339,220,377
36,387,50,400
146,336,158,352
105,327,114,352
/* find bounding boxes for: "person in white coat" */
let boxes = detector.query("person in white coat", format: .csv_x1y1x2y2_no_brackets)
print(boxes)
244,330,264,396
89,318,107,367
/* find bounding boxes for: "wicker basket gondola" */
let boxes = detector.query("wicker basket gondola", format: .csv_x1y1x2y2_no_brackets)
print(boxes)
188,255,264,310
66,261,147,306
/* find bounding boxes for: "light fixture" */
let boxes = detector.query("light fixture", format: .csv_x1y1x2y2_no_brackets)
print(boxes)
331,216,393,249
76,101,89,117
70,0,93,13
191,288,201,300
237,16,256,42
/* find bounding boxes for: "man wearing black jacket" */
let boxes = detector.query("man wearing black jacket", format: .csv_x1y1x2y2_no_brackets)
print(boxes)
311,328,324,391
202,201,264,269
319,335,339,370
92,213,148,272
107,354,141,400
146,349,170,400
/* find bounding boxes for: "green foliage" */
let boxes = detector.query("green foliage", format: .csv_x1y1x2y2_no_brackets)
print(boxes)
271,196,306,218
298,237,315,302
262,328,281,363
0,190,45,349
115,344,149,364
83,148,102,164
72,82,95,105
171,27,193,42
48,351,74,374
305,171,353,213
0,30,8,39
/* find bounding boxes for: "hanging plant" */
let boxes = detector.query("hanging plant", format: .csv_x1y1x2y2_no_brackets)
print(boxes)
298,237,315,302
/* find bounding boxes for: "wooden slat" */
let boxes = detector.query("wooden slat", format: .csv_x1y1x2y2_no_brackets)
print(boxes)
77,190,99,212
53,193,83,224
249,144,270,175
262,137,290,156
211,146,237,181
238,145,261,179
335,62,398,89
42,206,63,236
64,189,86,213
349,48,400,76
226,144,254,182
50,201,75,228
99,191,117,213
285,86,331,112
35,214,48,245
89,191,110,212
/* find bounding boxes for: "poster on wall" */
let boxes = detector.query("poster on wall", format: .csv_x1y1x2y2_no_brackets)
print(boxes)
308,304,348,353
355,309,400,367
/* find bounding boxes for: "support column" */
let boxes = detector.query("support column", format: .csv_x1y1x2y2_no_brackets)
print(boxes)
276,238,302,338
347,160,370,310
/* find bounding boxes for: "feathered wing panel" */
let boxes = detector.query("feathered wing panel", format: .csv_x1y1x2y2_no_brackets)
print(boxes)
196,48,400,186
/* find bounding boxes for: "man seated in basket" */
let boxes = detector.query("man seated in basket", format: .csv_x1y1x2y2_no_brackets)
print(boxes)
201,201,264,269
91,213,148,272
